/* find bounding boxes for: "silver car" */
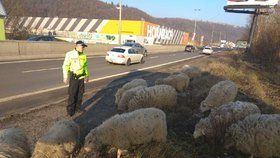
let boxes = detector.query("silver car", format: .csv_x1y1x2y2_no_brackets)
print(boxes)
122,42,148,56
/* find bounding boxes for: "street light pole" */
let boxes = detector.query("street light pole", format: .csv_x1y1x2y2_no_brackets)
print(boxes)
193,9,200,41
118,0,122,45
194,20,197,35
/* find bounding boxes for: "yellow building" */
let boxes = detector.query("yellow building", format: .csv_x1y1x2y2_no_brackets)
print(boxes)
0,1,6,40
13,17,204,45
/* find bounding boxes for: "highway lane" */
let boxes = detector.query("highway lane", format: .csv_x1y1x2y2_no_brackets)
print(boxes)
0,51,202,100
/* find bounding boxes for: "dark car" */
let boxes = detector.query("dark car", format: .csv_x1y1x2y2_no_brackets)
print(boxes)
27,35,60,41
185,45,196,52
122,42,148,56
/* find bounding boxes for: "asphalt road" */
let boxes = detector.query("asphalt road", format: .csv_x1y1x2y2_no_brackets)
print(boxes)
0,50,208,117
0,51,205,99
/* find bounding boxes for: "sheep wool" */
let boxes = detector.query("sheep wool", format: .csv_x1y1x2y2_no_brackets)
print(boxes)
83,108,167,153
118,85,177,111
117,86,146,111
32,120,80,158
181,65,202,78
193,101,261,140
155,73,190,92
0,128,30,158
225,114,280,158
200,80,238,112
115,79,147,105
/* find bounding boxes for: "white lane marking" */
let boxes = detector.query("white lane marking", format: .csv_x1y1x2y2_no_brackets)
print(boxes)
150,56,159,59
0,55,204,103
22,67,61,73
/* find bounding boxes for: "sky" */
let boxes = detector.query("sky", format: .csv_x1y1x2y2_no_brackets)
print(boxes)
101,0,250,27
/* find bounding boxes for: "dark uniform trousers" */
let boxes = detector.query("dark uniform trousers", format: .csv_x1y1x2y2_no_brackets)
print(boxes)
67,72,85,116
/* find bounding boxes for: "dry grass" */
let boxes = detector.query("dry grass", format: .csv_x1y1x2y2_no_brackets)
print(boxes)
79,51,279,158
249,7,280,70
96,51,279,158
203,52,280,110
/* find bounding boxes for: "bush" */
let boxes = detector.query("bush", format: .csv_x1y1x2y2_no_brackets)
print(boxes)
249,8,280,70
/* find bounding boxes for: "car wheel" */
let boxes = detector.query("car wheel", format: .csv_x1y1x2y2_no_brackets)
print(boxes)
140,57,145,64
126,58,131,66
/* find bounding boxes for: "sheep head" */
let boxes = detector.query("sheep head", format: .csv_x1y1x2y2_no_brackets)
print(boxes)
193,118,211,139
83,129,103,153
200,100,210,112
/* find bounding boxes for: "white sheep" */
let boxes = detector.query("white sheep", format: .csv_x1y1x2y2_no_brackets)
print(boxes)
118,85,177,111
200,80,238,112
82,108,167,158
115,79,147,105
32,120,80,158
155,73,190,92
181,65,202,78
193,101,261,140
0,128,30,158
225,114,280,158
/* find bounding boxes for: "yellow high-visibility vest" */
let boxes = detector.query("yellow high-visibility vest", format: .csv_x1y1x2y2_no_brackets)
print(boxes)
62,49,89,79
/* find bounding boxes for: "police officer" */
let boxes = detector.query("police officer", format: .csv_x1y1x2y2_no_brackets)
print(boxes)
62,41,89,116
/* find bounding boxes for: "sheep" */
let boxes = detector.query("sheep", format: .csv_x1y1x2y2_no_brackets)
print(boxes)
200,80,238,112
117,85,177,112
155,73,190,92
193,101,261,141
82,108,167,158
32,120,80,158
115,79,147,105
225,114,280,158
180,65,202,78
0,128,30,158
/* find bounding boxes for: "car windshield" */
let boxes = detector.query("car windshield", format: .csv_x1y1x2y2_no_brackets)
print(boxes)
186,45,193,47
111,48,126,53
123,43,134,47
205,47,211,49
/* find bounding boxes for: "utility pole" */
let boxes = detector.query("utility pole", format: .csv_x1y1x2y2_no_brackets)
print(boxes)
248,9,259,50
118,0,122,45
211,24,214,45
219,32,222,43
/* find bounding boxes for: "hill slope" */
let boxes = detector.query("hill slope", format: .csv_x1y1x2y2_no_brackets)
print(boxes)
2,0,246,42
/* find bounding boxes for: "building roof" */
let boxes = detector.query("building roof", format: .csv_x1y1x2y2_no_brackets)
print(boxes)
0,0,7,17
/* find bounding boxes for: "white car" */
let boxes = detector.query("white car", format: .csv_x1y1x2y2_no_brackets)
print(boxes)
105,46,144,66
202,47,214,55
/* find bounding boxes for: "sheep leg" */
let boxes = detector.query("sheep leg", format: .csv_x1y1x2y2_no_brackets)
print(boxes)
117,149,128,158
117,149,122,158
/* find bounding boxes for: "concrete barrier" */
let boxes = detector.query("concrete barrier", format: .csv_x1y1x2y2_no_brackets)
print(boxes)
0,40,185,61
